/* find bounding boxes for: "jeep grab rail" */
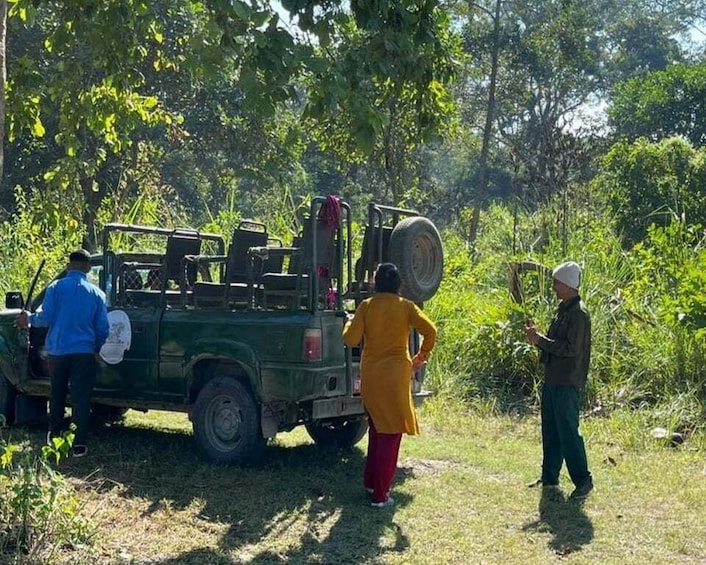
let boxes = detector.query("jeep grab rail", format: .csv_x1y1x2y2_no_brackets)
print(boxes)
101,223,225,252
101,223,226,303
350,203,421,302
368,203,420,274
309,196,351,313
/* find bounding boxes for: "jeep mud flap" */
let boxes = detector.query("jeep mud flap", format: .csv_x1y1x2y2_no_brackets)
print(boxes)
312,396,364,420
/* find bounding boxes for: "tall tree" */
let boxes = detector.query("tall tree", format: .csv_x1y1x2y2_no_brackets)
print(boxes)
5,0,461,245
609,62,706,146
448,0,703,232
466,0,501,244
302,0,461,205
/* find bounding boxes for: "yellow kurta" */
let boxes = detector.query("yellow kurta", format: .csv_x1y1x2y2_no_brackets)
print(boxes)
343,293,437,435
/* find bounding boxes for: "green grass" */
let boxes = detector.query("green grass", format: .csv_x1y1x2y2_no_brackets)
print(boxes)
5,400,706,565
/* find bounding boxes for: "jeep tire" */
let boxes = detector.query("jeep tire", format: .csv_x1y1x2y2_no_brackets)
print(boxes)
388,216,444,303
192,376,265,465
305,417,368,448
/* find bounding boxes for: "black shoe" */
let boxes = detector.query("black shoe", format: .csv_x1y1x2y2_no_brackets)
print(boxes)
72,445,88,458
569,479,593,500
527,478,559,488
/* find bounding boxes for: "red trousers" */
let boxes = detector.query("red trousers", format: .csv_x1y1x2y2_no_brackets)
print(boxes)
364,418,402,503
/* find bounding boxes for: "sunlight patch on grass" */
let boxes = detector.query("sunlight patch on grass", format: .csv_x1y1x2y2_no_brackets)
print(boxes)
123,408,193,433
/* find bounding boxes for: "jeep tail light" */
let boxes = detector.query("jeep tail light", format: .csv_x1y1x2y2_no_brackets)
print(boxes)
303,328,322,362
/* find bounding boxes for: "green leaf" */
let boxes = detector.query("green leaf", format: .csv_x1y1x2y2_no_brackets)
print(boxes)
304,56,328,73
233,1,252,21
251,10,270,28
31,117,46,137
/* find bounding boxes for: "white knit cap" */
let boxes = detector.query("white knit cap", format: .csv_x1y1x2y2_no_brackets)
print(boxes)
552,261,581,290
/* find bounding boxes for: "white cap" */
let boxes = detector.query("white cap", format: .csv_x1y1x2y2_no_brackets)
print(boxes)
552,261,581,290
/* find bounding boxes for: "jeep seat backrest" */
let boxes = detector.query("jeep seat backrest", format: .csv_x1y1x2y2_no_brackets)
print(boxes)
354,224,393,283
190,221,271,309
298,215,338,275
165,229,201,287
226,220,268,284
263,237,285,275
285,235,304,275
260,217,338,308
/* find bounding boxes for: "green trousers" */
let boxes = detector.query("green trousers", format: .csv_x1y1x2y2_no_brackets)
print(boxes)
541,384,591,487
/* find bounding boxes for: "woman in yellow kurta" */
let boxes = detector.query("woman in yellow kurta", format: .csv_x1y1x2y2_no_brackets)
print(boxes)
343,263,437,507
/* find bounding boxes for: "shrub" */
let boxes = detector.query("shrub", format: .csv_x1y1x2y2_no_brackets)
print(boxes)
0,187,84,297
0,426,91,564
426,196,706,430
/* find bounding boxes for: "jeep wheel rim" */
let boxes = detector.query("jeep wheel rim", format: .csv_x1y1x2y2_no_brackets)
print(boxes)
412,233,440,288
206,395,243,450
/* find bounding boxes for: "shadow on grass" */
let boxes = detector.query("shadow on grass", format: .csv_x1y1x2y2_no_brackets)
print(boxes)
522,487,594,556
35,421,413,564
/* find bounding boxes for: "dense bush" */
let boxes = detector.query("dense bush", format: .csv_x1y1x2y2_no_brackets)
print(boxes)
424,200,706,431
595,137,706,245
0,188,84,297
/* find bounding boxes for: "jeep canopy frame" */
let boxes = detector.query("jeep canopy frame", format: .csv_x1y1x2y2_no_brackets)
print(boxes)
101,197,351,314
349,202,421,303
101,223,226,307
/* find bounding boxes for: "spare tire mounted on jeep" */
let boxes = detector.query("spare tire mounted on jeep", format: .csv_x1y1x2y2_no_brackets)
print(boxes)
388,216,444,303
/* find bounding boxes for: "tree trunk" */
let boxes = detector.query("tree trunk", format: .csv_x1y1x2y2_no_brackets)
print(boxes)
0,0,8,184
468,0,502,245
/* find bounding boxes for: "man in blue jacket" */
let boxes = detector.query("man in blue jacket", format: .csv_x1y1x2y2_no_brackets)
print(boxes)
17,249,109,457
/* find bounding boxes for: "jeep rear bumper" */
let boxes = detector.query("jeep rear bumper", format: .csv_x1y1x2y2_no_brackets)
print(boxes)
311,389,434,420
312,395,364,419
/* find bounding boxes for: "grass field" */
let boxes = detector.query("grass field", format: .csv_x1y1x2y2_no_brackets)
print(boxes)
6,400,706,565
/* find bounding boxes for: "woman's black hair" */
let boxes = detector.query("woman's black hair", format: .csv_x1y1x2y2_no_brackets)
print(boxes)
374,262,401,294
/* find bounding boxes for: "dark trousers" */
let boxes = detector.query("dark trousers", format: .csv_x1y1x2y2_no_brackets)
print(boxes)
48,354,96,446
541,383,591,488
364,418,402,503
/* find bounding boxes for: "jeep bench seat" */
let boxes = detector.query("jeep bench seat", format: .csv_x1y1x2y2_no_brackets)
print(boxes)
190,245,297,309
246,245,305,309
191,281,254,308
184,221,287,309
260,217,338,309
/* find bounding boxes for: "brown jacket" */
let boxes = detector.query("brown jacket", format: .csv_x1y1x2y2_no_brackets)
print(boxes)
537,295,591,388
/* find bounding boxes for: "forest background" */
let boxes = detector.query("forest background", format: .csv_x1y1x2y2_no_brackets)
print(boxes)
2,2,706,562
1,0,706,430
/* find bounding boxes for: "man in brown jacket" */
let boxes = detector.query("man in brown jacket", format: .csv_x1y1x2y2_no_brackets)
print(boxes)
524,261,593,500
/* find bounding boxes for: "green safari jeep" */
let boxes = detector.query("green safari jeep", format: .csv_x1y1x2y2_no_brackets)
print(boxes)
0,197,444,464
